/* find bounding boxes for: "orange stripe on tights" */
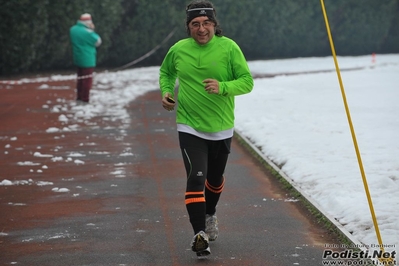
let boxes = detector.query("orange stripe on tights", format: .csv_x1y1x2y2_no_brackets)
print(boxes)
205,177,225,194
185,197,206,205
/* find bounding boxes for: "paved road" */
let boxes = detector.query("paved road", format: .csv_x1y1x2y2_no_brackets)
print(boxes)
0,79,344,265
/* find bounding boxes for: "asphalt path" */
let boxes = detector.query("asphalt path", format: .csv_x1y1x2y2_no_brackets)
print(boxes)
0,78,345,265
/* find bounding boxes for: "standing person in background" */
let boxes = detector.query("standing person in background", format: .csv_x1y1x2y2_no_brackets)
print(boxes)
69,13,102,103
159,0,253,257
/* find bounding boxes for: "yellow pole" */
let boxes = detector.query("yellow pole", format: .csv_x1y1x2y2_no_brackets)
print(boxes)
319,0,392,263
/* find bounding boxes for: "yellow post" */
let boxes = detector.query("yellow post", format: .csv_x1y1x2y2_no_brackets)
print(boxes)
319,0,393,264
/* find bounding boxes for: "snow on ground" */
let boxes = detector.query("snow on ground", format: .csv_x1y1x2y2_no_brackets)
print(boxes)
239,54,399,254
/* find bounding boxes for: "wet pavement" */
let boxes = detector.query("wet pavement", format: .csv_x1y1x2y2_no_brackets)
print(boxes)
0,77,344,265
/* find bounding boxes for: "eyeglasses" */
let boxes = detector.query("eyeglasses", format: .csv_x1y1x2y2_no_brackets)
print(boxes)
189,20,214,29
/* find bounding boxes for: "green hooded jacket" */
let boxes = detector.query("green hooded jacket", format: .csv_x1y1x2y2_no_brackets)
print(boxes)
159,35,253,133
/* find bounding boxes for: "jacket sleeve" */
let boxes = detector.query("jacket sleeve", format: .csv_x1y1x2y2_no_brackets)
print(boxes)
159,46,177,98
95,36,102,47
219,42,254,97
89,31,101,47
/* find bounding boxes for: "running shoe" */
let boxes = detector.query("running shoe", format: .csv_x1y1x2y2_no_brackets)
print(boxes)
191,231,210,257
205,214,219,241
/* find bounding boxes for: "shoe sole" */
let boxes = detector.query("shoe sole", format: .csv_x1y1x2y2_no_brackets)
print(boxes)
196,247,211,257
208,234,218,241
192,234,209,253
205,228,218,241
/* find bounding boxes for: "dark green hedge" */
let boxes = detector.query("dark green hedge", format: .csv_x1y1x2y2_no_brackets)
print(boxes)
0,0,397,76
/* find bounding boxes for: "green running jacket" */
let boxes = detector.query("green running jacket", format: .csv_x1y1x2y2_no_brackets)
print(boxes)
159,35,254,133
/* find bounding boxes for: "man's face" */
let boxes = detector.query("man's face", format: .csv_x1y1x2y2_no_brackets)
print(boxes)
188,16,215,45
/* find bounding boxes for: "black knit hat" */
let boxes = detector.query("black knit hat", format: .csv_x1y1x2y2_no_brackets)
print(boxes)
185,0,222,36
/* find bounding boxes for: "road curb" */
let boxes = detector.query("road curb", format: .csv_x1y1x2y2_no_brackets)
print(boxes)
233,129,365,249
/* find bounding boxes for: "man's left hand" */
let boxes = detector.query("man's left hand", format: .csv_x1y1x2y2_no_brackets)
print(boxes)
203,79,219,94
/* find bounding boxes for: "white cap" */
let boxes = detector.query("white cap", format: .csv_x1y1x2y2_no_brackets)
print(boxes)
79,13,92,21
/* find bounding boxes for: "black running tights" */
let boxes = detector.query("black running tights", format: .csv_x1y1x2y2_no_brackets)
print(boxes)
179,132,231,234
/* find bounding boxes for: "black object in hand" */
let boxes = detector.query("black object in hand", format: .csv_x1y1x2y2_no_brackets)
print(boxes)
167,97,175,103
